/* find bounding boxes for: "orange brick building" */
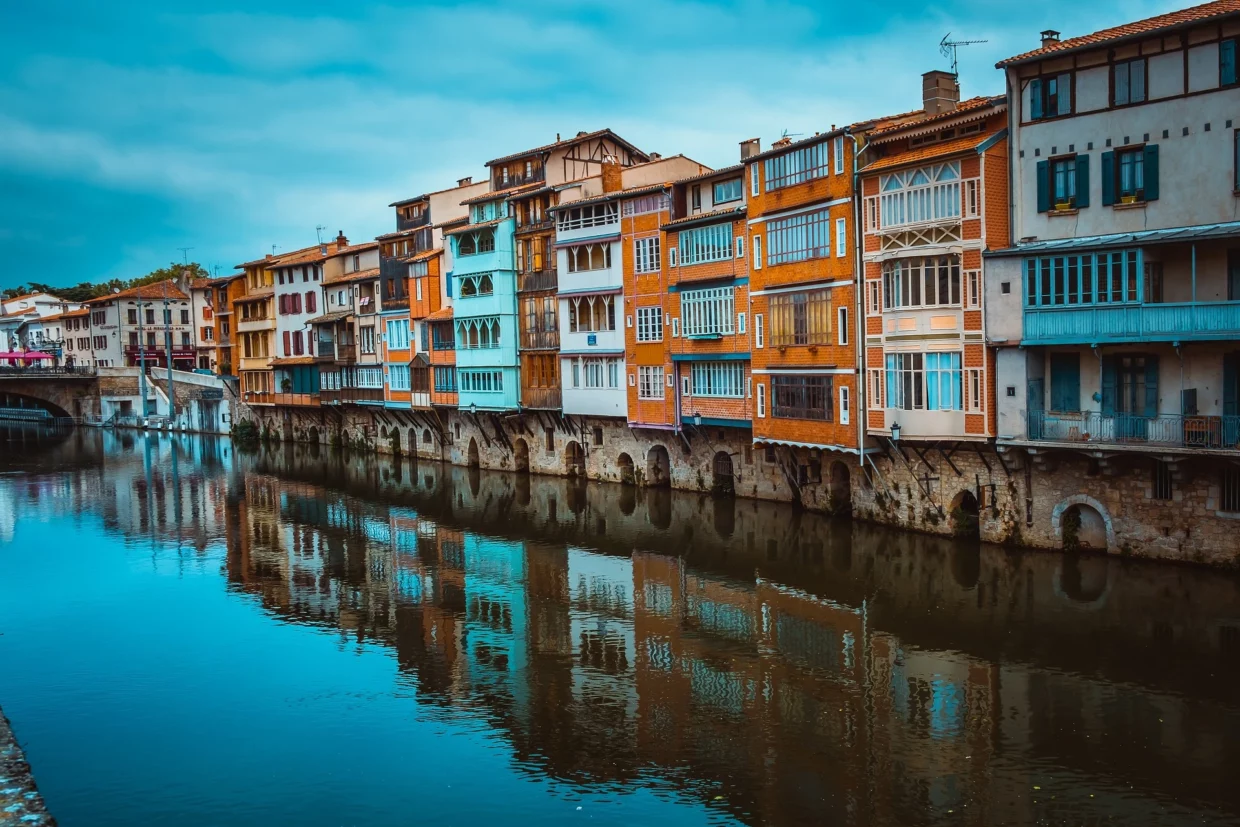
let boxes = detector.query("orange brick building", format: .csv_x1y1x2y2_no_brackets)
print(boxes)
859,78,1008,452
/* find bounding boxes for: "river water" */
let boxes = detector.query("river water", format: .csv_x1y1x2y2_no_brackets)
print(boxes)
1,425,1239,826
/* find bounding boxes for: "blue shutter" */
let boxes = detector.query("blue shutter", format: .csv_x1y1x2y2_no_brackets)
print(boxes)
1222,38,1237,86
1058,72,1073,115
1100,152,1116,206
1075,154,1090,208
1029,79,1043,120
1036,160,1050,213
1100,356,1117,416
1143,355,1159,417
1143,144,1159,202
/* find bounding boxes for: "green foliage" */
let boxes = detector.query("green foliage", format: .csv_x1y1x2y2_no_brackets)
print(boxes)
2,263,212,302
232,420,260,447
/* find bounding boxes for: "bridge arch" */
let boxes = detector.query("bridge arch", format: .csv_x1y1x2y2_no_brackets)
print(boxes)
0,389,74,419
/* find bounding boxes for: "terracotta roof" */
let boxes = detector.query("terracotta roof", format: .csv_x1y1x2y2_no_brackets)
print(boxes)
444,217,507,235
1,292,59,305
676,164,739,184
460,182,541,206
410,248,442,263
306,310,353,325
549,181,672,212
863,132,1002,173
486,129,650,167
323,266,380,286
233,293,272,304
425,306,454,321
376,226,429,241
336,241,378,256
234,242,325,271
432,216,470,230
389,194,429,208
869,96,1005,138
745,127,849,164
999,0,1240,66
87,280,189,303
36,309,88,323
208,274,243,287
269,356,318,366
189,278,213,290
661,205,746,230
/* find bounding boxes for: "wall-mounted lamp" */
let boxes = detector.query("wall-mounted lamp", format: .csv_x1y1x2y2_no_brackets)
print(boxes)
890,422,901,441
692,412,702,427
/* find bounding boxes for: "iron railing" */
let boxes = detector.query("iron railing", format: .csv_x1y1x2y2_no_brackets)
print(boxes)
0,365,97,377
1027,410,1240,450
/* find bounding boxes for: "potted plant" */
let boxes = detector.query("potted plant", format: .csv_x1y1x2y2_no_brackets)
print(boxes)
1054,200,1071,211
1120,194,1137,205
280,377,293,393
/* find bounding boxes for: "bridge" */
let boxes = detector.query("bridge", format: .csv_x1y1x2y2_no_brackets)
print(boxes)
0,366,100,420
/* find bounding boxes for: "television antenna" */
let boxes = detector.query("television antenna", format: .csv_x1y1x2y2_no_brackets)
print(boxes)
177,247,194,265
315,225,326,244
940,33,988,77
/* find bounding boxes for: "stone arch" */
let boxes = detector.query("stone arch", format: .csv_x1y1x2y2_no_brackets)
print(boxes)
646,444,671,488
829,461,851,515
409,427,418,455
467,437,480,468
1055,554,1113,607
0,390,72,419
949,489,981,540
514,438,530,473
617,452,635,485
711,451,735,496
422,428,433,446
1052,495,1113,552
565,440,585,478
306,425,320,444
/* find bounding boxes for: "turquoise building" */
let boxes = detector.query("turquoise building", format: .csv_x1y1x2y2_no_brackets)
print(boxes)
448,192,521,412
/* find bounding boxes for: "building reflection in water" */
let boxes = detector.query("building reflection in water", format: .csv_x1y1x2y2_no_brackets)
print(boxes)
5,426,1240,827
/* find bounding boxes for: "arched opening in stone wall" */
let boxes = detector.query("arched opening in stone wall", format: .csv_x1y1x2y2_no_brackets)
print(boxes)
565,440,585,478
1059,554,1111,603
711,451,735,497
306,426,320,444
467,438,480,468
829,462,852,515
1062,503,1107,551
617,452,635,485
646,445,671,488
514,438,530,473
713,496,736,539
408,427,418,456
950,490,981,540
422,428,433,446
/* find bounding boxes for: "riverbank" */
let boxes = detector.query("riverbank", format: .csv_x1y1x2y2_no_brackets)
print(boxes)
0,708,55,827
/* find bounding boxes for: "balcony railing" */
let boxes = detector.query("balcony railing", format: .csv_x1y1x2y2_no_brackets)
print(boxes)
396,213,431,233
381,295,410,311
515,216,554,235
320,386,385,405
522,386,562,410
0,365,96,377
1027,410,1240,451
494,168,545,190
518,268,558,293
317,340,337,358
520,328,560,350
271,392,320,407
1024,302,1240,344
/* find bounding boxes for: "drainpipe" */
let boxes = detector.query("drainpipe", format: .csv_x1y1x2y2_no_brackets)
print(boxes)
1191,243,1197,305
850,128,867,464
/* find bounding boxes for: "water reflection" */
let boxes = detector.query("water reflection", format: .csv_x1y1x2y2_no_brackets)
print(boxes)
3,425,1240,826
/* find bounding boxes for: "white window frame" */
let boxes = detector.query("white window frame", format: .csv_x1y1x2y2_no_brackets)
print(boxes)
680,286,735,337
734,236,744,259
754,313,764,348
752,235,762,270
837,307,848,346
756,382,766,417
737,312,746,334
839,385,850,425
690,361,745,398
678,223,733,266
966,367,984,413
833,135,845,175
633,237,661,274
868,368,885,408
867,281,882,316
835,217,846,257
671,317,680,337
750,164,760,197
638,366,665,400
681,375,691,396
668,247,679,268
636,306,663,342
966,270,982,309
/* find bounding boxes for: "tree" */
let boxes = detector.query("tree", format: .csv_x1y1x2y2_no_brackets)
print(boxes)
2,263,213,303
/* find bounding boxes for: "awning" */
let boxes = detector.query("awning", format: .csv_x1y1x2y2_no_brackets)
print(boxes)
306,310,353,325
988,220,1240,257
0,351,52,360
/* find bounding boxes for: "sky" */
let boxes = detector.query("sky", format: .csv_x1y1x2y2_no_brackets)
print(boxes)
0,0,1186,290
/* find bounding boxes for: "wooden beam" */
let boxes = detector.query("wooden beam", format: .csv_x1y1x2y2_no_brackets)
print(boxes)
937,442,963,477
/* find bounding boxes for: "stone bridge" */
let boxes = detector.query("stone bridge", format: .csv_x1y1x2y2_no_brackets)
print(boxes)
0,368,100,419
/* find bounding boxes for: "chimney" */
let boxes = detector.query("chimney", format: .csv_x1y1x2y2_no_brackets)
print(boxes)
601,156,623,193
771,136,793,149
922,70,960,117
740,138,761,160
1041,29,1061,47
335,231,348,251
457,176,472,187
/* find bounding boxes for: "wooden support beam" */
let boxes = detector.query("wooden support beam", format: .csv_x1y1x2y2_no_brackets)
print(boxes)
970,441,992,473
937,442,963,477
910,443,937,475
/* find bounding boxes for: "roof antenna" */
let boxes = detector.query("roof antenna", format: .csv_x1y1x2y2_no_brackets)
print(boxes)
315,225,325,244
940,33,988,77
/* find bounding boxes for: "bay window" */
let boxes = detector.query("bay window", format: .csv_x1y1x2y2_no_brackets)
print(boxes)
690,361,745,398
885,352,961,411
881,256,961,309
680,286,735,337
769,289,832,346
678,223,733,265
771,375,833,421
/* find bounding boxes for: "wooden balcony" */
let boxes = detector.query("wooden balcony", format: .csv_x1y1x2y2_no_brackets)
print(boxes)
521,386,562,410
518,268,558,293
320,386,385,405
519,328,559,350
1024,302,1240,345
271,393,320,407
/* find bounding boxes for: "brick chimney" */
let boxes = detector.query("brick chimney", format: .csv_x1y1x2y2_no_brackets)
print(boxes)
771,136,793,149
922,70,959,117
740,138,761,160
601,156,623,193
335,231,348,251
1041,29,1061,47
457,176,472,187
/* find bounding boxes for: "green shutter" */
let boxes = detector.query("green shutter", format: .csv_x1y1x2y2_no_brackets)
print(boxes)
1143,355,1159,417
1036,160,1050,213
1100,356,1117,416
1225,353,1238,417
1058,72,1073,115
1222,39,1237,86
1029,79,1043,120
1075,154,1090,208
1143,144,1159,201
1101,151,1116,206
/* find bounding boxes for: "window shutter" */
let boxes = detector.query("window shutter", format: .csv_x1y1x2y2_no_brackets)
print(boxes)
282,331,291,357
1057,72,1072,115
1029,79,1043,120
1100,356,1117,415
1100,152,1116,206
1144,355,1159,417
1224,352,1238,417
1036,160,1050,213
1075,154,1090,208
1222,38,1237,86
1143,144,1159,201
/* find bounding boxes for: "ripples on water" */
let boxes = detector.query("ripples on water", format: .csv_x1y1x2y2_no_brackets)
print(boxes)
1,424,1239,826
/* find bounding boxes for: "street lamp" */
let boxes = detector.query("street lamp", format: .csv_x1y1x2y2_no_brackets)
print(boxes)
890,422,901,442
692,412,702,427
469,402,477,415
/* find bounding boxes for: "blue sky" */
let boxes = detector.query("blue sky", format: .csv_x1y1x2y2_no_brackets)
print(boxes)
0,0,1183,290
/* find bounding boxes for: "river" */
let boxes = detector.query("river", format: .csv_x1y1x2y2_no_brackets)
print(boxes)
1,424,1239,826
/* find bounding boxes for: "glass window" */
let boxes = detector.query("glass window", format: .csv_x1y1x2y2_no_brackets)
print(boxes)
766,208,832,265
636,306,663,342
1113,58,1146,106
1118,148,1144,199
678,223,733,265
1051,156,1077,206
771,375,833,420
690,361,745,398
680,287,735,337
713,178,743,203
763,140,830,190
769,289,832,346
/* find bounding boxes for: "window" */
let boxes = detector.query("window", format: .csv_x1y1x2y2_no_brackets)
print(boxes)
1224,38,1238,87
127,308,137,325
752,235,762,270
691,185,702,212
202,327,214,341
1102,146,1158,205
965,179,979,217
769,289,832,346
681,286,735,337
305,292,317,313
678,223,733,265
835,217,846,257
882,256,961,309
1118,147,1144,200
734,236,744,259
622,193,670,217
867,280,881,316
359,326,376,354
1222,466,1240,513
737,312,746,334
557,202,618,231
837,307,848,346
885,352,961,411
568,295,616,333
459,370,504,393
386,319,410,350
869,367,885,408
839,385,850,425
714,178,743,204
1151,459,1173,501
633,237,661,274
387,364,411,391
458,274,494,298
879,162,960,229
411,260,429,278
434,367,457,393
966,271,981,309
145,308,155,325
456,230,495,256
1235,130,1240,191
456,317,501,349
833,135,845,175
1030,72,1072,120
1113,58,1146,106
1024,251,1139,307
691,361,745,398
966,368,983,413
750,164,760,196
756,381,766,417
565,243,612,273
763,140,830,190
638,366,665,399
636,306,663,342
754,313,764,348
766,208,832,264
771,375,833,420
